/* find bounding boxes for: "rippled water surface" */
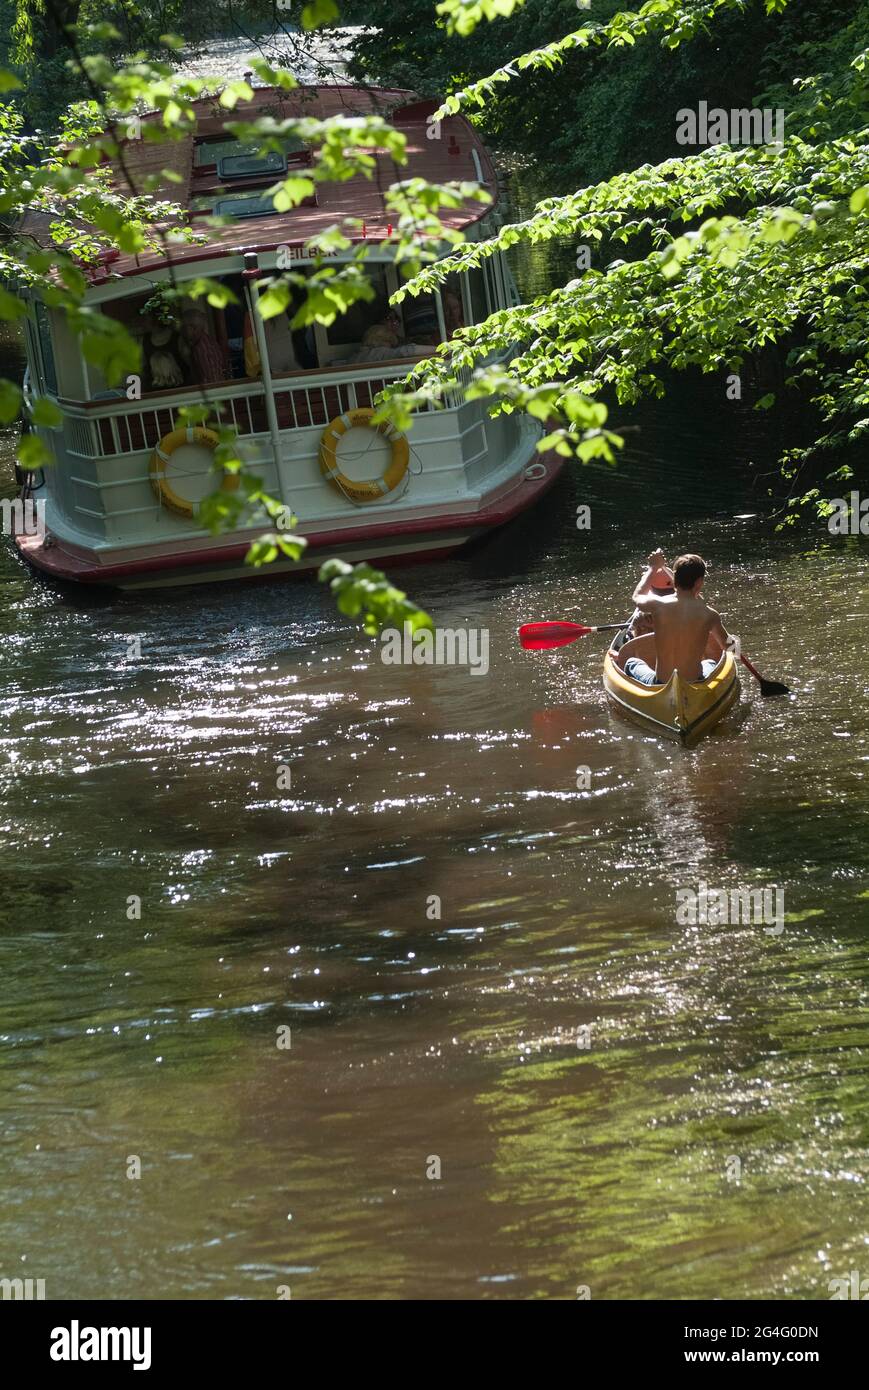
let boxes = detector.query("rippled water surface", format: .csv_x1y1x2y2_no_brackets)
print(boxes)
2,308,869,1298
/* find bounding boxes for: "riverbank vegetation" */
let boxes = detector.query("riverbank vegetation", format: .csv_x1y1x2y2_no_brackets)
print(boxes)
373,0,868,528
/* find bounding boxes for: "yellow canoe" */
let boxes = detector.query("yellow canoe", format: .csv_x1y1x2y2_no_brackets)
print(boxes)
603,647,740,747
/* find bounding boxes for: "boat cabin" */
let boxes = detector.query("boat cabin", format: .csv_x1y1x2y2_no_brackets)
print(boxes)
16,85,555,588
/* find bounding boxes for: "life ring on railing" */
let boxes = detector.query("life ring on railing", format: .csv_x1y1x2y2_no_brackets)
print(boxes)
319,408,410,503
149,426,238,519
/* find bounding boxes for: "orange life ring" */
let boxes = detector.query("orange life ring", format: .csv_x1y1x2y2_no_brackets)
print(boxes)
149,426,239,519
319,408,410,503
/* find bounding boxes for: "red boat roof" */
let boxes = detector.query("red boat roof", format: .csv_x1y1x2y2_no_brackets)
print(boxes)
61,85,500,280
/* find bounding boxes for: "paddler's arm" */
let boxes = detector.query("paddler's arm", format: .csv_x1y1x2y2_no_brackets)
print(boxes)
632,567,655,606
632,554,664,606
706,610,732,655
634,548,672,602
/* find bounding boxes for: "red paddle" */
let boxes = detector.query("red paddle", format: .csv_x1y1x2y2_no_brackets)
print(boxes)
739,652,790,697
518,620,627,651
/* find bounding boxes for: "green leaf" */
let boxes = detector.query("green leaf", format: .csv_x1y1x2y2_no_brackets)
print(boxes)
319,558,432,635
246,532,307,566
17,434,51,469
319,558,353,582
184,279,239,309
219,81,255,110
0,379,22,423
272,176,316,211
301,0,340,30
0,288,25,321
257,283,291,320
31,398,63,428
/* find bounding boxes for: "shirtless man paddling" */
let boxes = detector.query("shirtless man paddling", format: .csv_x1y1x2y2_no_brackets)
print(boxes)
623,550,731,686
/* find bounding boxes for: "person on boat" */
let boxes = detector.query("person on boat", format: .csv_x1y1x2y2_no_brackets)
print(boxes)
611,548,675,652
362,309,403,349
623,551,731,685
144,323,184,391
179,308,231,384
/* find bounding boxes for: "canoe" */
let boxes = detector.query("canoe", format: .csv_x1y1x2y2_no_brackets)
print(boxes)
603,647,740,747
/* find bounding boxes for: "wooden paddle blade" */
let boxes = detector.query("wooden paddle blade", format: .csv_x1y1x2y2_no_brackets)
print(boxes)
519,621,592,651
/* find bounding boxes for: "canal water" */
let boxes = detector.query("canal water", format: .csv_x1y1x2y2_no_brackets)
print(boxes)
2,187,868,1299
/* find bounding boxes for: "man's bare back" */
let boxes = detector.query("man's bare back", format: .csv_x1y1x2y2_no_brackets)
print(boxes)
637,592,720,681
630,550,730,683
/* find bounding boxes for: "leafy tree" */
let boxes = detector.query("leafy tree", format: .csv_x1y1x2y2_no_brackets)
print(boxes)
342,0,856,192
381,0,869,523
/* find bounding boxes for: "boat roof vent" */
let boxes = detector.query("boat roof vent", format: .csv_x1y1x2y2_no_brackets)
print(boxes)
217,150,287,179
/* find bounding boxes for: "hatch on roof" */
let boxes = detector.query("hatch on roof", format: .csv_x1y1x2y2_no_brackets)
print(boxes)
218,149,287,179
211,191,279,219
195,135,311,177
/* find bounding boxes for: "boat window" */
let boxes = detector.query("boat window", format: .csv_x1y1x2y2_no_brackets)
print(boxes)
402,292,441,346
320,264,397,364
34,303,58,395
90,280,255,396
394,261,441,347
440,274,466,339
325,263,392,350
466,267,489,325
318,265,440,366
265,275,319,378
486,254,506,312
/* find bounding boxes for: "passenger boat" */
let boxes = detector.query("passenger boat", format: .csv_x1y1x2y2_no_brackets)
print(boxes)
13,84,561,589
603,641,740,746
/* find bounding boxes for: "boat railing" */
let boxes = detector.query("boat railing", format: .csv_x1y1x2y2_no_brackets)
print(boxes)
57,358,475,460
64,391,491,526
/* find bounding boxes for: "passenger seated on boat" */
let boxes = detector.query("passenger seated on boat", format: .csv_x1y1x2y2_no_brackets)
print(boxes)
622,551,731,686
144,324,185,390
611,551,675,653
362,309,402,349
337,307,435,364
267,314,301,374
343,341,434,365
